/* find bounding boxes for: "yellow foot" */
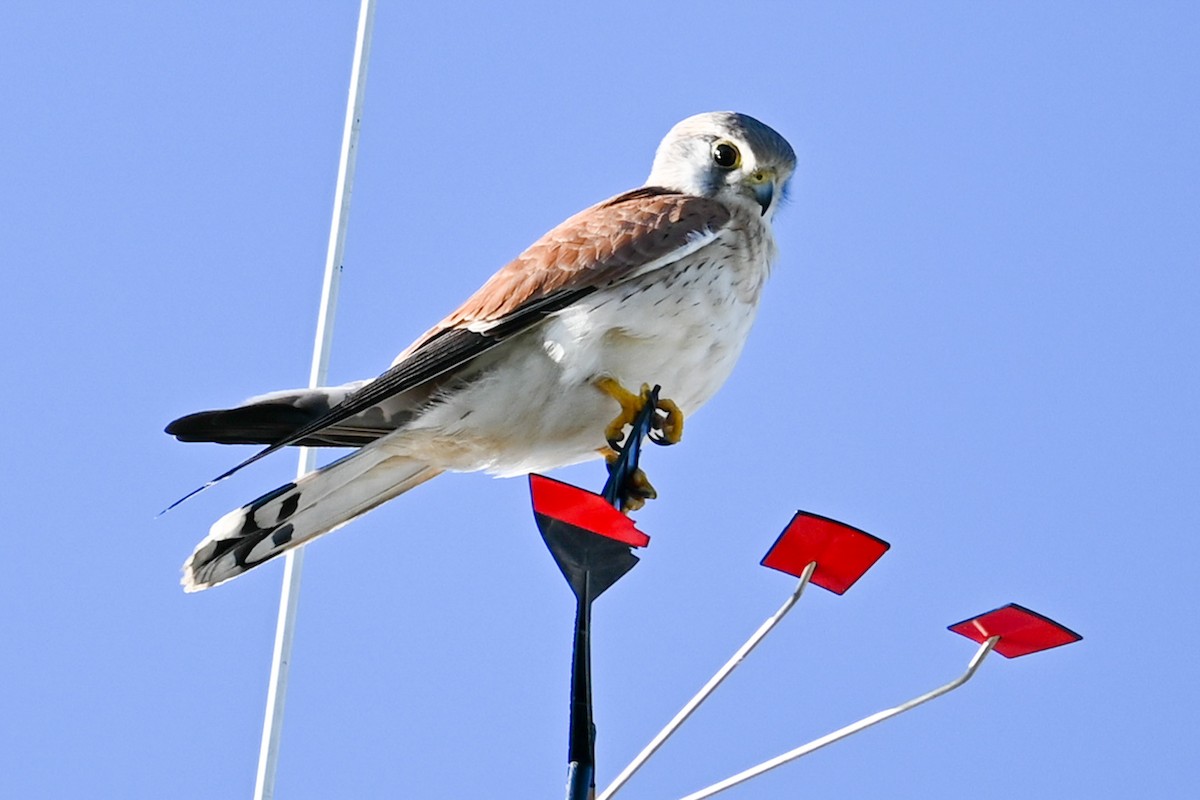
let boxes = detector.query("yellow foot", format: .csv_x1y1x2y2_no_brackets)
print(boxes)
622,468,658,512
594,377,685,447
599,446,657,512
595,377,649,446
594,377,683,512
650,396,684,446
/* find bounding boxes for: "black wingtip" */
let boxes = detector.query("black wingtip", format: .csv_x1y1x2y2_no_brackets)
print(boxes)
165,405,322,445
165,410,215,440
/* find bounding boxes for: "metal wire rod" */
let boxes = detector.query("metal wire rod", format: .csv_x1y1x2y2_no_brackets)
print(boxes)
253,2,377,797
599,562,817,800
677,634,1001,800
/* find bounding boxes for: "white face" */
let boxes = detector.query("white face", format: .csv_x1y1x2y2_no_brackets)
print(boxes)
645,112,796,220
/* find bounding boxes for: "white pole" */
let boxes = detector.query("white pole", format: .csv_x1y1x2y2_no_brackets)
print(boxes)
677,635,1001,800
253,2,377,798
598,562,817,800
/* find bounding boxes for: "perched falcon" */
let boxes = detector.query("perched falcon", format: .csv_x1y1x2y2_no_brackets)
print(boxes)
167,111,796,591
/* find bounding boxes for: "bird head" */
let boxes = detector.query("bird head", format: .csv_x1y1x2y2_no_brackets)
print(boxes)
645,111,796,220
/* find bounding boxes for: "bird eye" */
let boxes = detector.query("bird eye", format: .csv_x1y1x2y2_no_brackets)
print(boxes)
712,142,741,169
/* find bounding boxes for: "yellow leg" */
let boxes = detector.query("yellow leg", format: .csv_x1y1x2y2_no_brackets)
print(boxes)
594,377,685,447
595,377,650,446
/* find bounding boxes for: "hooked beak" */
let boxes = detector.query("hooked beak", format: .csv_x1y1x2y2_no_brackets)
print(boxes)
750,170,776,216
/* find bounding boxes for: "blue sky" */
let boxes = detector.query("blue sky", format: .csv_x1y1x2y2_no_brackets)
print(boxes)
2,2,1197,797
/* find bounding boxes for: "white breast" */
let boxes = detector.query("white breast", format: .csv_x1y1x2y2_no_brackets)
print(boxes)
555,212,771,406
392,214,775,476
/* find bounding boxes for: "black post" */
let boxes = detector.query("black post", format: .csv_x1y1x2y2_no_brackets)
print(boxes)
566,572,595,799
532,384,665,800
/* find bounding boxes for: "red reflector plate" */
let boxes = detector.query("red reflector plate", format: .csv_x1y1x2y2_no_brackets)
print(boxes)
760,512,889,595
529,474,649,548
949,603,1082,658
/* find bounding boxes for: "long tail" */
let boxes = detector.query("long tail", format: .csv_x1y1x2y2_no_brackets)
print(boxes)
182,448,441,592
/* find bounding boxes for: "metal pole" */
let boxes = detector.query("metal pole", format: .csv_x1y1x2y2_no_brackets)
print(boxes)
677,635,1001,800
253,2,376,797
566,573,597,800
599,562,817,800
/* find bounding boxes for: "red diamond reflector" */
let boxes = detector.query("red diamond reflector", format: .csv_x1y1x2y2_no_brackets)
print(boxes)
760,512,889,595
528,474,649,548
949,603,1082,658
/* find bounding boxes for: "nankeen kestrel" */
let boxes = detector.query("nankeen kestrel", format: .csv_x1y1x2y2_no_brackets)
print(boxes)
167,111,796,591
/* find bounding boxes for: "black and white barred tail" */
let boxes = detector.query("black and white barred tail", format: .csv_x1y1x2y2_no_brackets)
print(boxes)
182,449,440,591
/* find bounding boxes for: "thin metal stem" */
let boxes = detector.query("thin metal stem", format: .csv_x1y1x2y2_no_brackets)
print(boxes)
598,563,817,800
677,635,1001,800
567,573,596,800
253,2,376,798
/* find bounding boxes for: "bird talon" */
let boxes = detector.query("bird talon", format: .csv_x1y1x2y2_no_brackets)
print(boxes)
594,377,680,509
648,398,684,446
597,377,650,443
621,468,658,513
595,377,684,447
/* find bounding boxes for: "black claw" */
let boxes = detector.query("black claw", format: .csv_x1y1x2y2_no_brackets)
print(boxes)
645,407,677,446
647,429,675,446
